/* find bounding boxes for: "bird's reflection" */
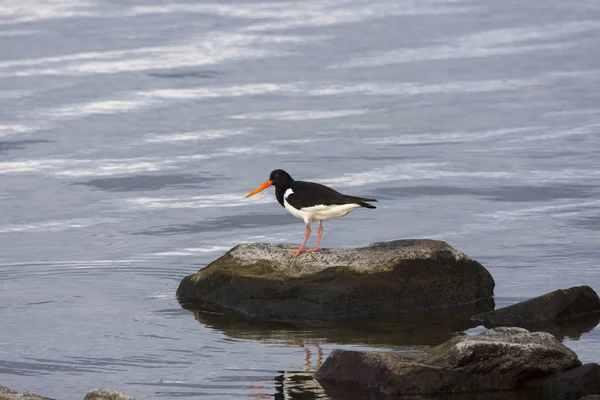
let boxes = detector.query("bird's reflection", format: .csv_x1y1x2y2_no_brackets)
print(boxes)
245,340,326,399
290,339,324,372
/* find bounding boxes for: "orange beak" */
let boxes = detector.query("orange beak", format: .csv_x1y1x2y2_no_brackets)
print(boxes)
245,180,273,198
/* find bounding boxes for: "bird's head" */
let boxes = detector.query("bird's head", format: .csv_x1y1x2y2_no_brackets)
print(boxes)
246,169,293,198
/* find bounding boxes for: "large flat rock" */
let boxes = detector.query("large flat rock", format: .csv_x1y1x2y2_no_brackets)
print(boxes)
315,327,581,396
176,239,495,320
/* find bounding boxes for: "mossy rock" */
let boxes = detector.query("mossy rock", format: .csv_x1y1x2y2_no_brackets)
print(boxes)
177,239,495,320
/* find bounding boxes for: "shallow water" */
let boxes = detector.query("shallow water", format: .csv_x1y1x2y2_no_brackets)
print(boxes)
1,0,600,398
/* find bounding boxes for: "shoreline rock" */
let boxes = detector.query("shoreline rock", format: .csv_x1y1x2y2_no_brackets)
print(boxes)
84,389,135,400
472,286,600,329
176,239,495,320
0,386,54,400
315,327,581,396
0,387,134,400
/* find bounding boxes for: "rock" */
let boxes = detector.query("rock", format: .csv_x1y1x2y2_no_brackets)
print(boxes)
472,286,600,329
83,389,135,400
315,327,581,396
0,387,135,400
176,239,495,320
526,363,600,400
579,396,600,400
0,386,54,400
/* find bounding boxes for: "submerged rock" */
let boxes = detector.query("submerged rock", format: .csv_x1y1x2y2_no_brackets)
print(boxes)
83,389,135,400
472,286,600,329
176,239,495,320
527,363,600,400
315,327,581,396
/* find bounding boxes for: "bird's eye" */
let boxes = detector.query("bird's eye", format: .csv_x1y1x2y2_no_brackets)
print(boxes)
274,173,280,179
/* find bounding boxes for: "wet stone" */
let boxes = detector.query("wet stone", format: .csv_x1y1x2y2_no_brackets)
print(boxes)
472,286,600,329
176,239,495,320
315,327,581,396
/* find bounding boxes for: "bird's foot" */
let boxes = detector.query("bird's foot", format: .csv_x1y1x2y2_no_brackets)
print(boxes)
304,247,319,253
287,248,304,258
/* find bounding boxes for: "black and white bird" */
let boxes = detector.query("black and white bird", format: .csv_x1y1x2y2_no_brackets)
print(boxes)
245,169,377,258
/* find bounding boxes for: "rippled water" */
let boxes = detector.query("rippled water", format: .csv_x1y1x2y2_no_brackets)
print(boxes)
1,0,600,399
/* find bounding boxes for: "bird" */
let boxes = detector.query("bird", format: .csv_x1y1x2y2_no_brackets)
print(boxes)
245,169,377,258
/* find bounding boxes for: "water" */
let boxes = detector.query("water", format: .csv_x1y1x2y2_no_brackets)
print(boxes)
1,0,599,398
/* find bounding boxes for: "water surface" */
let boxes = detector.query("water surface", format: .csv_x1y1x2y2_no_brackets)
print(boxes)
1,0,600,398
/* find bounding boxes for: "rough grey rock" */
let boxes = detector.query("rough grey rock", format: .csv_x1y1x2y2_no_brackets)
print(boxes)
315,327,581,396
472,286,600,329
176,239,495,320
0,386,54,400
83,389,135,400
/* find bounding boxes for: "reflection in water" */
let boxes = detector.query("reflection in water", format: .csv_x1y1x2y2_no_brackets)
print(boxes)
273,371,327,400
482,314,600,341
319,381,545,400
183,300,494,399
248,370,328,400
183,298,495,349
286,340,324,372
245,343,326,399
184,301,598,400
542,314,600,340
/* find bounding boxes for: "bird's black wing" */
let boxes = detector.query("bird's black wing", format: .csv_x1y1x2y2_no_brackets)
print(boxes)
287,181,377,209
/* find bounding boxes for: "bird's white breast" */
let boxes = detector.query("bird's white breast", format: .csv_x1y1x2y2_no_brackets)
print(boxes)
283,190,311,224
303,203,361,221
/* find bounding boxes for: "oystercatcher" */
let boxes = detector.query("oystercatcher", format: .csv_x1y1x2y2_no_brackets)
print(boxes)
245,169,377,258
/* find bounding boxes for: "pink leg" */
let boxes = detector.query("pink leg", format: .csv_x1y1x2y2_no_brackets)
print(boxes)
288,223,311,258
306,221,323,253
